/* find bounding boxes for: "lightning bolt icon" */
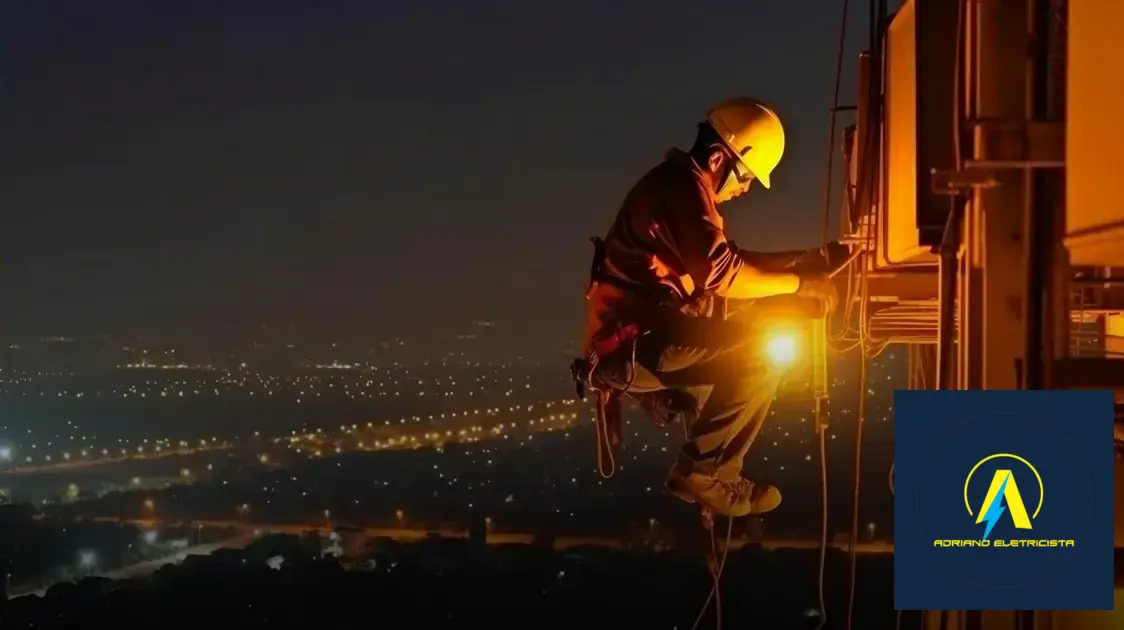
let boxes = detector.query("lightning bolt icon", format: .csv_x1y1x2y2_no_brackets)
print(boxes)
979,472,1010,541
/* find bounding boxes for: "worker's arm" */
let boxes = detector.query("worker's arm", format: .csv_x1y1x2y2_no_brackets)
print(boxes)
735,249,806,273
738,242,851,274
660,179,800,300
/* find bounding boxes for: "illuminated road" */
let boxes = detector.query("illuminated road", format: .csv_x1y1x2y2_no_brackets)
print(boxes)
10,520,890,599
93,517,895,554
12,535,257,598
0,400,582,476
99,535,259,580
0,445,232,476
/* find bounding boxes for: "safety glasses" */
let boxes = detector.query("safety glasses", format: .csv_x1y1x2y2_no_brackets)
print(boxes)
728,156,755,185
719,142,755,186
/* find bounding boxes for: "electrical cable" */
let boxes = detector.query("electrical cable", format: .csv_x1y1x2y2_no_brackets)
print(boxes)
812,423,830,630
819,0,852,252
844,251,870,630
829,248,864,278
952,0,966,174
841,158,876,628
814,0,859,625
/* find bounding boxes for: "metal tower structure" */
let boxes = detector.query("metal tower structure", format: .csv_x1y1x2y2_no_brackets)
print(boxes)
832,0,1122,627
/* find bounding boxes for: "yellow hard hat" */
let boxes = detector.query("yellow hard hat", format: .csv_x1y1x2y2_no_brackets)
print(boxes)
705,97,786,189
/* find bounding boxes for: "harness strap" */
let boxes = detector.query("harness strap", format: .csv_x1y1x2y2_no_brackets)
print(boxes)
585,236,607,299
571,319,643,480
585,236,679,302
570,356,625,479
590,323,641,360
575,236,687,479
594,389,623,478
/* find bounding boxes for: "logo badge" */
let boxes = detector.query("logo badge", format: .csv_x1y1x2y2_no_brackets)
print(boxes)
930,453,1074,551
893,390,1114,611
969,455,1036,541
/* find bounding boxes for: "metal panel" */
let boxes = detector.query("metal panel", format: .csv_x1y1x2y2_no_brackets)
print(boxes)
882,0,926,265
1066,1,1124,266
880,0,958,266
1117,458,1124,547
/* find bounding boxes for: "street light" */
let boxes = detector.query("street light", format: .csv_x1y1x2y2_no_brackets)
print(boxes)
78,550,97,569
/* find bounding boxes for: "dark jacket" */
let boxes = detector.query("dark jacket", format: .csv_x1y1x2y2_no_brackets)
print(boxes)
582,149,799,349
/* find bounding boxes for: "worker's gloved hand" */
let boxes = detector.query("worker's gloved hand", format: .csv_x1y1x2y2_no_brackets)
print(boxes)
794,273,838,315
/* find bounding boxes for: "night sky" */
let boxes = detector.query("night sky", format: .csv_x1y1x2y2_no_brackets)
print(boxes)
1,0,883,353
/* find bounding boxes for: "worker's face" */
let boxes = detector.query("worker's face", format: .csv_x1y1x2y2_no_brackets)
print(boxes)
706,150,754,204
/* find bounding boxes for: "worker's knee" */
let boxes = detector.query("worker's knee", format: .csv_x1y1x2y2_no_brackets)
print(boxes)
652,343,708,373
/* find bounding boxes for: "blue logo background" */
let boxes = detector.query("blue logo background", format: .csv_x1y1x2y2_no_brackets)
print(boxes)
893,390,1114,611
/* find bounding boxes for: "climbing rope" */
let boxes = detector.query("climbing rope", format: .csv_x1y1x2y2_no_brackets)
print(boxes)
690,510,734,630
679,394,741,630
594,395,617,479
592,338,639,479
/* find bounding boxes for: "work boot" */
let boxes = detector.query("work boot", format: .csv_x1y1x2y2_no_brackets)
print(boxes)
665,466,782,517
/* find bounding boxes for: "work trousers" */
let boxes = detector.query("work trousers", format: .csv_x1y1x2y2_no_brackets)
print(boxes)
599,312,783,480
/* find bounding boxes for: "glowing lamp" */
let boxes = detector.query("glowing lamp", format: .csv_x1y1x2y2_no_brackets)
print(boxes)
764,334,798,367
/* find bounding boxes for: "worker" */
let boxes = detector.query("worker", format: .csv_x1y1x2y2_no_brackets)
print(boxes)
575,97,838,518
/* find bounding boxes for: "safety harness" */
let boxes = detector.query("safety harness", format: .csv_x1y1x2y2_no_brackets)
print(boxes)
572,235,743,630
569,322,639,479
571,236,695,478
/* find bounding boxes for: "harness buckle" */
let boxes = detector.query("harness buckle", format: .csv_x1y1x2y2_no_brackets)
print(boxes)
569,357,594,401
